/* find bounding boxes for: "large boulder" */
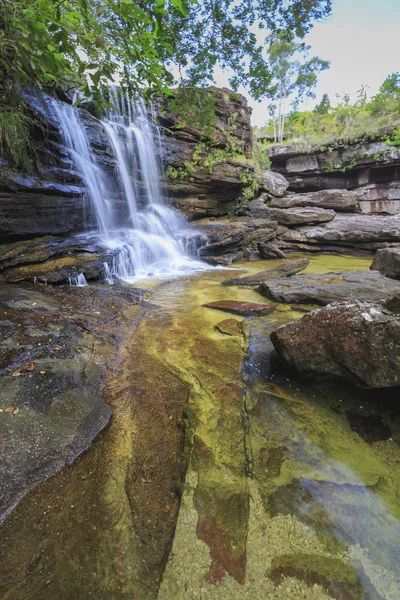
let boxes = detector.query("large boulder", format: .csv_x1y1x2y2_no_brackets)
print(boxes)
270,190,360,212
258,270,400,305
221,258,309,286
371,246,400,279
270,206,336,226
270,301,400,388
259,170,289,197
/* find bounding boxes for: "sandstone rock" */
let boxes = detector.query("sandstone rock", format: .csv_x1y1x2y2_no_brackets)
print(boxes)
202,252,243,265
258,270,400,305
0,192,90,238
270,206,336,226
257,242,287,259
371,246,400,279
270,190,360,212
2,253,107,284
222,258,309,286
215,319,243,336
203,300,274,316
270,301,400,387
259,170,289,197
280,214,400,246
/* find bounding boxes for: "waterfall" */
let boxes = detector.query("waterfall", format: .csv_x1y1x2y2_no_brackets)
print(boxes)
50,89,208,283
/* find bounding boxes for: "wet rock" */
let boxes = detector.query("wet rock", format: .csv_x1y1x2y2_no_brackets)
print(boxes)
258,270,400,305
2,253,107,284
215,319,243,336
346,412,392,443
222,258,309,286
270,301,400,387
371,246,400,279
0,284,127,520
270,206,336,226
384,292,400,313
271,189,360,212
203,252,244,266
268,553,363,600
257,242,287,259
0,192,90,238
0,357,111,521
259,170,289,197
203,300,274,316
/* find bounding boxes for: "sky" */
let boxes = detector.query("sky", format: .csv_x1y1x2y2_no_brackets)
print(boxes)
221,0,400,126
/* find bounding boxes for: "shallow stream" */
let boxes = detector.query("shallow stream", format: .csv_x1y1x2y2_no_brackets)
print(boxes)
1,254,399,600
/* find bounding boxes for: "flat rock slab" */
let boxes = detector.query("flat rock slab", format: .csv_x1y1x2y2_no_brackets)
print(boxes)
215,318,244,336
271,301,400,388
203,300,274,316
270,207,336,226
221,258,309,286
0,282,147,521
258,270,400,305
281,214,400,245
270,189,360,212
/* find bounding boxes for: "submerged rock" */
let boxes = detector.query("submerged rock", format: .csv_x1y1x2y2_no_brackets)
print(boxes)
270,301,400,387
203,300,274,316
268,553,363,600
371,246,400,279
258,270,400,305
215,319,244,336
221,258,309,286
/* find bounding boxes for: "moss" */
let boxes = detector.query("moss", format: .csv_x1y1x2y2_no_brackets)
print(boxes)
0,106,32,169
268,553,363,599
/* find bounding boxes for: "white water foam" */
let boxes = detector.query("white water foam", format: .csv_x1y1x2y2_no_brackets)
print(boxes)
50,89,210,283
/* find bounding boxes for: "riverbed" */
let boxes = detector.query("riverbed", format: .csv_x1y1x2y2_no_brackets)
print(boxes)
0,254,399,599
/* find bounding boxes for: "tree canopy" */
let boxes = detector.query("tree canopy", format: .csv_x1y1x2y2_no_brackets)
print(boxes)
0,0,332,109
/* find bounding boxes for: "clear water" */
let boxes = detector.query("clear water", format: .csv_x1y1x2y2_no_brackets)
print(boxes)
50,90,210,283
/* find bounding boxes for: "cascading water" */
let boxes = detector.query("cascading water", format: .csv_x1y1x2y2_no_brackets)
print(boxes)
50,89,209,283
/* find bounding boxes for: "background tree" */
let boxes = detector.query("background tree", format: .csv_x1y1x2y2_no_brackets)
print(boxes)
314,93,331,115
265,33,330,142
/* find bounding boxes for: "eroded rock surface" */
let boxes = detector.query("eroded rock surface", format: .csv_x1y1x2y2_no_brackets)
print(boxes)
270,301,400,387
270,206,336,226
258,270,400,305
271,189,360,212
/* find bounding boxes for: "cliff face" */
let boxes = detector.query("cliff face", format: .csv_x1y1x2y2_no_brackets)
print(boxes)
159,88,253,218
0,87,253,245
268,136,400,216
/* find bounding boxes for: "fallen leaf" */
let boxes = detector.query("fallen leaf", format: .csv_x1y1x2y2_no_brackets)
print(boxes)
39,370,46,374
13,408,20,415
5,407,15,413
32,302,37,306
27,362,35,371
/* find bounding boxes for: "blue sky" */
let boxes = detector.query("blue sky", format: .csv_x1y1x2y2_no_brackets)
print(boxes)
231,0,400,126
